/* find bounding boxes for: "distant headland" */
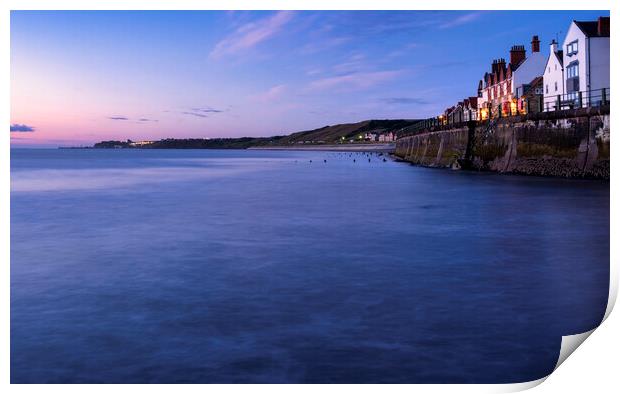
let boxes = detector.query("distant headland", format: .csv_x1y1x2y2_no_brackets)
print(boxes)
84,119,419,150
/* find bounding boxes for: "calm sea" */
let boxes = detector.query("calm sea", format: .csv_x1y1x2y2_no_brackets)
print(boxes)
10,148,609,383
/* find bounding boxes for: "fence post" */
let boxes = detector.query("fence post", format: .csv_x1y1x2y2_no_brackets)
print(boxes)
578,91,583,108
539,96,543,113
556,95,561,111
602,88,607,106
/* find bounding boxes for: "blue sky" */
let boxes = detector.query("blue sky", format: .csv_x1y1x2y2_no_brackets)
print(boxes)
10,10,610,146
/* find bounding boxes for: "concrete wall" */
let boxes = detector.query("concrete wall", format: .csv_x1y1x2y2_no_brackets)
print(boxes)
395,108,609,179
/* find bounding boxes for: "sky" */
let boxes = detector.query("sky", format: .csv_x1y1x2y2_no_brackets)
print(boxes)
10,10,609,147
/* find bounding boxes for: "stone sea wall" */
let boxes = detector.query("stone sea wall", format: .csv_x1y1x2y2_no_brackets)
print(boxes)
394,107,610,179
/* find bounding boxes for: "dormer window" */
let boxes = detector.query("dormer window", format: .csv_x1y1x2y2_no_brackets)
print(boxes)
566,40,578,56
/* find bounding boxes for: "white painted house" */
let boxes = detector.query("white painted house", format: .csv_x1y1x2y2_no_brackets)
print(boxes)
512,36,547,99
543,39,565,111
477,36,546,118
558,17,610,108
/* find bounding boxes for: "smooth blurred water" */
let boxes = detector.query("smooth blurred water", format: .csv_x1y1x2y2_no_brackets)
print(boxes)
10,148,609,383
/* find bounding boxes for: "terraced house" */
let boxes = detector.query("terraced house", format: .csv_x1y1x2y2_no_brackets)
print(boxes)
477,36,546,119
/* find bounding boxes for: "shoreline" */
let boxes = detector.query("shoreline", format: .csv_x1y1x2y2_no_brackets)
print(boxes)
248,143,395,153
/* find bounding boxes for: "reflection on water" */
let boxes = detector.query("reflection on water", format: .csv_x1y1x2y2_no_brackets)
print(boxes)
10,148,609,383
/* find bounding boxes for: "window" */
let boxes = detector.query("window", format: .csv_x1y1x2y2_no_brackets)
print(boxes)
546,84,549,94
555,64,557,71
566,61,579,78
555,81,558,92
548,66,551,73
566,62,580,93
566,40,578,56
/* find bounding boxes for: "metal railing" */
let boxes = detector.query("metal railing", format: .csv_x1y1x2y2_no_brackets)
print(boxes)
541,87,610,112
398,87,610,138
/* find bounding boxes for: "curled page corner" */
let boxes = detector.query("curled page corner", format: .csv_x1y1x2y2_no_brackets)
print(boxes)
494,331,593,393
498,282,616,393
553,328,596,371
499,377,548,393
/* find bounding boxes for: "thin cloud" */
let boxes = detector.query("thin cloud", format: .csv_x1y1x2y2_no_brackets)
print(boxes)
209,11,294,59
252,84,287,102
417,61,468,70
191,107,225,113
305,68,322,76
382,97,429,105
439,12,483,29
181,112,209,118
307,70,403,92
108,116,129,121
331,53,367,74
387,43,420,58
300,36,352,55
10,123,35,132
138,118,159,122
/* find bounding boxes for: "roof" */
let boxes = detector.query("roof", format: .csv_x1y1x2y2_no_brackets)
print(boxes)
509,61,521,72
574,18,610,38
529,76,543,86
522,76,543,97
554,50,564,66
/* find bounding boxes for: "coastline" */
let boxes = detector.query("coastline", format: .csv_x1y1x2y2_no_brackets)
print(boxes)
248,143,395,152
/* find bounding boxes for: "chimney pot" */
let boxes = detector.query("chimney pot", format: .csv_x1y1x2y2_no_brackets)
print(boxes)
550,39,558,54
531,35,540,53
598,16,610,36
509,44,526,66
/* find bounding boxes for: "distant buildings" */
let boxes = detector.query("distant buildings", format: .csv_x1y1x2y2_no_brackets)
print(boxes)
463,97,478,122
129,140,154,147
378,132,396,142
363,132,377,141
363,131,396,142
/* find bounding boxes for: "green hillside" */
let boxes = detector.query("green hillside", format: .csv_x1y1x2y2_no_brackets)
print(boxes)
277,119,421,145
91,119,422,149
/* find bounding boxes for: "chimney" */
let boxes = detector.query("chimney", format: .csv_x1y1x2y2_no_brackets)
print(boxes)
531,35,540,53
550,39,557,54
510,45,526,66
598,16,610,36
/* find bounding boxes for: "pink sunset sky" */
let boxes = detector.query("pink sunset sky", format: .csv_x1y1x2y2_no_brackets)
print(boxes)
10,10,608,147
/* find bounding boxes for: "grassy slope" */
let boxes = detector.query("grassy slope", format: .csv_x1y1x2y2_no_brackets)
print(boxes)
277,119,420,145
92,119,422,149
